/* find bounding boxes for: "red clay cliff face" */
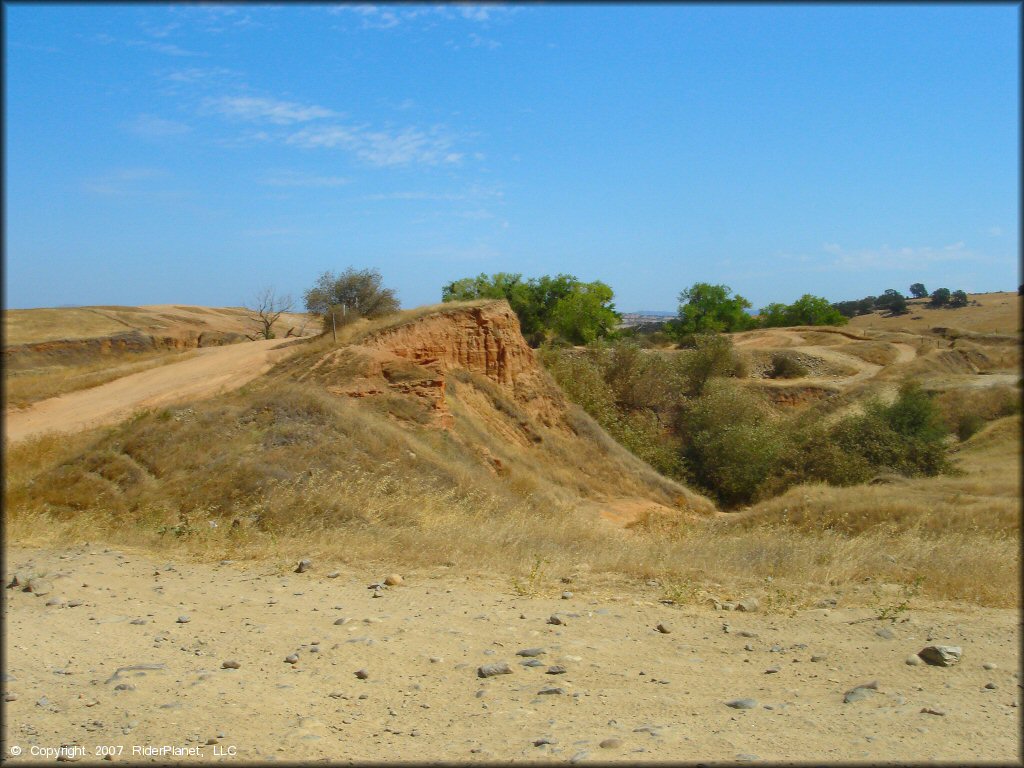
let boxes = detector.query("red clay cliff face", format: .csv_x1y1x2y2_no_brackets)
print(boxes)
361,304,536,389
306,301,566,429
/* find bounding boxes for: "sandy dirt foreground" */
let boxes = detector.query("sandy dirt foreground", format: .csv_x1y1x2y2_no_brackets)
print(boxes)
4,339,298,445
2,545,1020,764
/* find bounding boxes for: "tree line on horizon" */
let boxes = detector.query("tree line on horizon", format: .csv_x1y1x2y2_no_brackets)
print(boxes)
263,268,981,348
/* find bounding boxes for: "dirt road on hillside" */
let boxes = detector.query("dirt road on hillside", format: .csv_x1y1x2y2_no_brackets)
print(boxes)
4,338,301,445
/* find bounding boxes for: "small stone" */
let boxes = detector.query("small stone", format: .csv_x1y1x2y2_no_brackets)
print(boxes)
478,662,512,678
355,669,369,680
707,597,723,610
522,659,544,668
67,600,83,608
920,706,946,716
547,615,564,626
371,588,384,599
295,559,312,573
875,626,896,640
722,602,737,611
655,623,672,634
599,737,623,749
114,684,135,691
383,574,404,586
744,643,755,652
917,646,962,667
45,597,64,607
534,737,557,746
546,665,567,675
334,618,349,626
538,686,565,695
985,682,997,690
570,751,589,764
816,597,838,608
516,648,545,657
4,692,18,702
737,630,758,638
285,654,299,664
765,666,780,674
130,619,147,625
327,571,340,579
429,657,442,664
983,662,997,671
737,597,759,612
725,698,757,710
561,591,573,600
221,660,241,669
906,654,923,666
176,615,191,624
810,654,827,663
26,577,53,596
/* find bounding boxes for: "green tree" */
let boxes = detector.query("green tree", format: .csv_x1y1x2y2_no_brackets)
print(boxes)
949,289,968,307
441,272,619,345
761,294,847,327
909,283,928,299
876,289,908,315
304,268,399,329
668,283,755,337
929,287,951,307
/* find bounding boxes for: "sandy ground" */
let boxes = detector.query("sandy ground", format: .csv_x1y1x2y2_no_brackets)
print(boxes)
4,339,299,445
3,545,1019,764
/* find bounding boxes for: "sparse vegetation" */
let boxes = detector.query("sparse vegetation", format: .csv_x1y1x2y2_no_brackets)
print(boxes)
768,352,808,379
304,268,400,333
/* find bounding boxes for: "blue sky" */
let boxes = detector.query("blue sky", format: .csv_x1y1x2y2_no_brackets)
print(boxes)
4,3,1019,312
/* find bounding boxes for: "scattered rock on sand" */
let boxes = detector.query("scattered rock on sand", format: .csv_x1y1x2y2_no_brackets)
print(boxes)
176,615,191,624
547,615,564,626
906,654,923,666
478,662,512,678
599,737,623,749
546,665,567,675
285,654,299,664
982,662,997,671
561,591,574,600
655,623,672,634
354,669,369,680
295,559,312,573
26,577,53,596
516,648,545,657
844,681,879,703
221,660,241,669
918,646,962,667
921,706,946,716
875,626,896,640
384,574,404,586
737,598,759,612
725,698,757,710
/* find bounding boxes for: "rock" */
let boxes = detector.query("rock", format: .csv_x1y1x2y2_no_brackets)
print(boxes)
547,615,564,626
920,706,946,716
383,574,404,586
129,619,147,625
295,559,312,573
67,600,83,608
765,666,780,674
327,571,340,579
737,597,759,612
570,751,589,764
725,698,757,710
45,597,64,607
844,682,879,703
906,654,923,666
722,602,737,611
737,630,758,638
875,626,896,640
655,623,672,634
354,669,369,680
521,659,544,668
333,618,349,626
707,597,722,610
918,646,962,667
371,588,384,599
26,577,53,596
810,655,827,663
176,615,190,624
478,662,512,678
599,737,623,749
221,660,241,669
4,692,18,702
429,657,442,664
561,591,573,600
533,737,557,747
816,597,838,608
546,665,567,675
983,662,997,671
113,684,135,691
285,654,299,664
985,682,998,690
538,687,565,695
516,648,545,657
744,644,755,652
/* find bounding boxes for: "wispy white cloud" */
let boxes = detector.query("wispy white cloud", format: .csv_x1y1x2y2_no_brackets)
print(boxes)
468,32,501,49
126,39,207,57
331,3,517,30
125,114,191,138
287,124,463,167
784,241,986,273
259,170,351,188
165,66,241,85
207,96,337,124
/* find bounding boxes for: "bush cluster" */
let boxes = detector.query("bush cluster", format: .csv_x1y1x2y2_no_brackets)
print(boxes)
543,337,960,508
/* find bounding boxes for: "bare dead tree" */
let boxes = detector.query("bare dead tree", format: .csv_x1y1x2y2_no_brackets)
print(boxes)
245,287,294,340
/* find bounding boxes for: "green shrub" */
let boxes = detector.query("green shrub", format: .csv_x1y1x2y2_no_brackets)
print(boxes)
769,353,808,379
677,333,745,396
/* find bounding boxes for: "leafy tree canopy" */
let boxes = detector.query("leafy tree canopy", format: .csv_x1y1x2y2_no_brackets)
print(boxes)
304,268,400,323
668,283,755,337
909,282,928,299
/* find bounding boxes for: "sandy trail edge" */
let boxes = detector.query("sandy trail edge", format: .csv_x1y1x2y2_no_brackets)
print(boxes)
4,338,300,445
2,544,1019,763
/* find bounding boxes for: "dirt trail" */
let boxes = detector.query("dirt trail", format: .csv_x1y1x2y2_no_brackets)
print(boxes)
2,544,1018,763
4,338,300,445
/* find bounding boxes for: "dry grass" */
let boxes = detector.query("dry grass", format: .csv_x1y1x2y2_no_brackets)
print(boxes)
4,350,198,408
848,291,1020,335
